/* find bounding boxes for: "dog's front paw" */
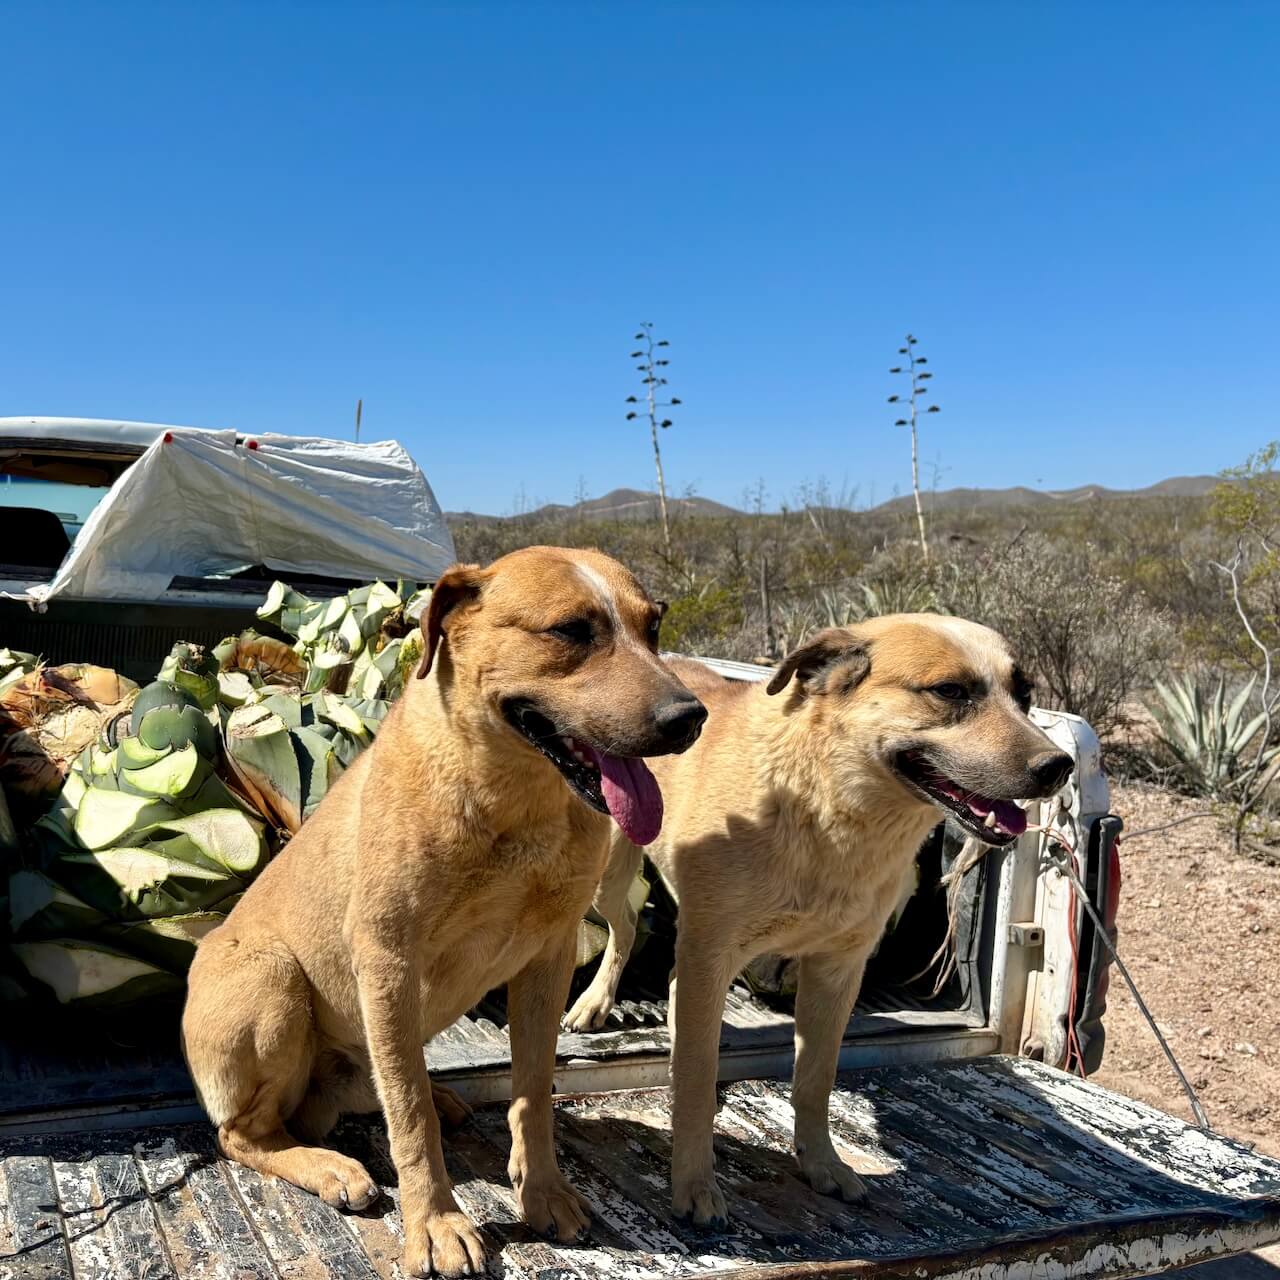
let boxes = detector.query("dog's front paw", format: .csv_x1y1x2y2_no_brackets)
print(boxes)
403,1210,486,1277
798,1148,867,1203
303,1150,380,1211
515,1172,591,1242
562,985,615,1032
672,1170,729,1230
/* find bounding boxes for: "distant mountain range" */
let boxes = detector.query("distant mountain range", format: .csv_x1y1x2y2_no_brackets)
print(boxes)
869,474,1222,516
446,476,1222,524
446,487,741,525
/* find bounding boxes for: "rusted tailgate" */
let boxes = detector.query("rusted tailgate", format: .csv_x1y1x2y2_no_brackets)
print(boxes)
2,1057,1278,1280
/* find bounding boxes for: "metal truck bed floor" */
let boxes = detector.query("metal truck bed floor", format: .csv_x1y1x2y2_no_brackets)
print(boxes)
3,1058,1279,1280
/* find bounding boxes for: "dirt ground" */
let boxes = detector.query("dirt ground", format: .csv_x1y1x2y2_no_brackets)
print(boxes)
1093,783,1280,1160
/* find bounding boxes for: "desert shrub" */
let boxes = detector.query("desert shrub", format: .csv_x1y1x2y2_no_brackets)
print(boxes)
941,533,1173,741
660,585,745,656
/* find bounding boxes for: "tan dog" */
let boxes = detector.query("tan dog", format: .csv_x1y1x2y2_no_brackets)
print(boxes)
182,547,706,1277
564,614,1071,1226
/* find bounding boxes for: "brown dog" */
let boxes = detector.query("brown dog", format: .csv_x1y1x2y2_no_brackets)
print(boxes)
563,614,1071,1226
182,547,705,1277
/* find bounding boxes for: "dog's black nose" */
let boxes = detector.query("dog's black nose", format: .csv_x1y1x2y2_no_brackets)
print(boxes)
655,696,707,748
1028,750,1072,794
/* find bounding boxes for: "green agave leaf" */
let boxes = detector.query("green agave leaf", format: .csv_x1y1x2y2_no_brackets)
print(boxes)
256,580,313,625
117,736,171,769
119,742,207,800
138,704,218,759
338,608,364,657
1226,676,1258,738
130,680,199,736
292,724,343,818
9,870,107,935
259,691,303,728
75,790,179,850
215,670,257,707
11,939,182,1007
57,847,232,919
225,706,303,833
100,912,226,973
139,809,265,875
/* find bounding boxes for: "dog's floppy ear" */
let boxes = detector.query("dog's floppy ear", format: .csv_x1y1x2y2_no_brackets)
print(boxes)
766,628,870,696
417,563,485,679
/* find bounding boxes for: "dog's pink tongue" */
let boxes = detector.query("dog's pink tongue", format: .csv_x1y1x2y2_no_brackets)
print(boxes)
992,799,1028,837
588,748,663,846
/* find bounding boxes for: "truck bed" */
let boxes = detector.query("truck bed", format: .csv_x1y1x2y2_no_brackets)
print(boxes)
3,1057,1278,1280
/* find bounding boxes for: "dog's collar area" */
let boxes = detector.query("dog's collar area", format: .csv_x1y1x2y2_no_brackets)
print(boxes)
500,699,610,815
892,749,1027,845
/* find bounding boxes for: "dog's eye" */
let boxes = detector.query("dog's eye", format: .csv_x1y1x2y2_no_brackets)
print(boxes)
1011,668,1034,712
929,682,969,702
647,614,663,647
548,619,594,645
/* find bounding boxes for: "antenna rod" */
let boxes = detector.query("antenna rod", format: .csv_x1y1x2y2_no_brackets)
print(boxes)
355,398,362,443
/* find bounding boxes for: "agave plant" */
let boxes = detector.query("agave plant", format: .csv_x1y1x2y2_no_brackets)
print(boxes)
1148,672,1279,799
256,579,425,700
4,576,642,1008
3,580,424,1007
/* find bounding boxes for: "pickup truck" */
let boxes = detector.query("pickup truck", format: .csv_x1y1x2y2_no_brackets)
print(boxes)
1,420,1278,1280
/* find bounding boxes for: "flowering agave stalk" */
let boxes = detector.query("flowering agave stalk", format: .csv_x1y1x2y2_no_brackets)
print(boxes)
888,334,941,561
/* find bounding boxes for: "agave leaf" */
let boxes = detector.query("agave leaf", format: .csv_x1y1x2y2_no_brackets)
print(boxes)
292,725,342,818
56,847,232,919
225,706,303,833
1226,676,1258,737
215,670,256,706
259,691,303,729
338,608,364,657
256,580,313,626
9,869,107,935
75,789,179,850
314,693,369,742
137,704,219,759
319,595,349,632
119,742,207,800
117,736,171,769
177,771,257,817
574,920,609,968
140,809,265,875
11,938,181,1006
100,911,226,973
130,680,199,735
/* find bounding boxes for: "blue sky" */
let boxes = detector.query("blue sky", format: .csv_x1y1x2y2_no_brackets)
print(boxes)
3,2,1277,514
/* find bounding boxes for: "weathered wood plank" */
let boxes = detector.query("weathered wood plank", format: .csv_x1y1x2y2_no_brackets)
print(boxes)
915,1064,1211,1210
720,1085,946,1253
53,1149,176,1280
722,1082,970,1239
855,1072,1083,1216
221,1159,347,1280
1,1154,73,1280
821,1082,1047,1232
996,1057,1280,1197
133,1128,277,1280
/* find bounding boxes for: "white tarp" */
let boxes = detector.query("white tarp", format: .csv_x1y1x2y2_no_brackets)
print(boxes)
12,428,456,606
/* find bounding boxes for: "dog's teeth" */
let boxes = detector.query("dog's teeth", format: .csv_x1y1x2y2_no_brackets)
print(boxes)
983,811,997,830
